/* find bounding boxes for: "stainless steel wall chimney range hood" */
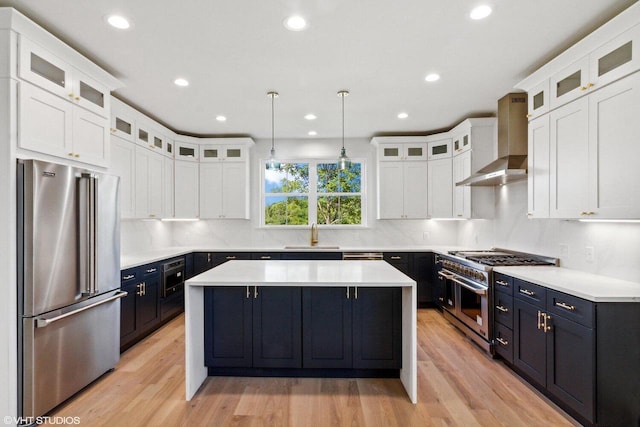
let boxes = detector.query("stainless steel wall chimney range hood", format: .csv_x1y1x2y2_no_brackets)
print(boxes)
457,93,528,186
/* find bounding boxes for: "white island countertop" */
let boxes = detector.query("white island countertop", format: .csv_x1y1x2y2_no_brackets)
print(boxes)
187,260,416,287
184,260,417,404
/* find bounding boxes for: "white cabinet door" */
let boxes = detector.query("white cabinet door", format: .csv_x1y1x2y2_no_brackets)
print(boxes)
589,24,640,90
222,162,249,219
18,36,72,99
403,143,428,161
72,69,110,118
403,162,428,218
163,156,174,218
19,81,73,158
199,162,223,218
549,97,589,218
72,107,109,167
135,146,164,218
174,160,199,218
110,110,135,142
528,80,550,120
109,135,135,218
588,73,640,218
427,138,452,160
527,116,550,218
377,162,404,218
452,151,471,218
550,57,590,110
428,158,453,218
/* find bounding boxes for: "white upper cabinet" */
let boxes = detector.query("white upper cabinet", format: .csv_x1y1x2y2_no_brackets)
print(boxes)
198,139,253,219
588,24,640,91
527,116,550,219
174,160,199,219
451,132,471,155
427,137,452,160
19,81,109,167
427,158,453,218
134,145,164,219
373,137,427,162
110,109,135,143
175,140,199,161
527,80,550,120
163,156,174,218
18,36,111,118
452,150,472,219
587,72,640,218
200,144,247,162
519,4,640,219
109,135,136,219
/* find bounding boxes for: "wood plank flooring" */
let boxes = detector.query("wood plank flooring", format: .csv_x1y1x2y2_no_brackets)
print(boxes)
47,309,579,426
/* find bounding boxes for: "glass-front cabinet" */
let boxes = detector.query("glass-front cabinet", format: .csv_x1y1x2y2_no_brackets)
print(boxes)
589,24,640,89
18,36,110,118
378,142,427,161
549,57,590,109
200,144,246,162
175,141,199,161
427,138,452,160
527,80,550,120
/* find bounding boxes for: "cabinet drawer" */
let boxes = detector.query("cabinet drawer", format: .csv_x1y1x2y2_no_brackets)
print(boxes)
546,290,594,328
121,268,139,285
494,323,513,364
493,273,514,296
384,253,410,275
514,278,546,307
494,292,513,329
141,263,160,276
251,252,282,260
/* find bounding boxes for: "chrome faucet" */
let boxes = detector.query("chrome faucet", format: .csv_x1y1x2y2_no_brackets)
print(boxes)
310,223,319,246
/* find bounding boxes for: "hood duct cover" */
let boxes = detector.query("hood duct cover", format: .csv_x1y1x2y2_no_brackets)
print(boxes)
457,93,528,186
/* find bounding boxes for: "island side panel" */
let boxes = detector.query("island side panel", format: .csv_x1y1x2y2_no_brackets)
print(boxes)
185,285,207,400
400,284,418,404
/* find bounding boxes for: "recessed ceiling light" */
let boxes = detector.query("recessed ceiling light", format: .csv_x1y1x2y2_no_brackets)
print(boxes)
174,78,189,87
425,73,440,82
107,15,130,30
284,15,307,31
308,131,317,136
470,5,492,20
397,112,409,119
304,113,317,120
216,115,227,122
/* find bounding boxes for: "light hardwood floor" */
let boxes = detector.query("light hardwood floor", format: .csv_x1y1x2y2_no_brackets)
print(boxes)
48,309,579,426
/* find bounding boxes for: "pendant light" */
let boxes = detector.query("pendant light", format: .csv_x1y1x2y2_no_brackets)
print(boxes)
266,91,280,170
337,90,351,170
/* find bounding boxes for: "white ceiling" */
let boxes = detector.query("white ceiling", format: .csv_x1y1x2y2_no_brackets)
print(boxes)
0,0,636,139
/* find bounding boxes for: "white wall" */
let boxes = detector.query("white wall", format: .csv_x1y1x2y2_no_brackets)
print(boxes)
458,180,640,283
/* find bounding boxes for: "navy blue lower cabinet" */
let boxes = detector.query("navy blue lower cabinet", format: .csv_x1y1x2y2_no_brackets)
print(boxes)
302,287,353,368
204,286,301,369
204,287,253,367
546,313,595,422
353,287,402,369
252,287,302,368
513,298,547,387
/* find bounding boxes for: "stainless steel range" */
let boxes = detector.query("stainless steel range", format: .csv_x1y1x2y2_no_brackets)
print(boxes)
436,248,558,354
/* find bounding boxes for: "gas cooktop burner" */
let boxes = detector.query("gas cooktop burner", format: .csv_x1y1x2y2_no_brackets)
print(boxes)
447,249,558,267
465,255,553,266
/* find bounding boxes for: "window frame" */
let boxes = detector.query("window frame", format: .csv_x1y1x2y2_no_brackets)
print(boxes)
260,157,367,228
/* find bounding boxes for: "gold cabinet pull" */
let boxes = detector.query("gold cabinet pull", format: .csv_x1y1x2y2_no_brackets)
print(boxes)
495,280,509,287
74,154,80,157
496,305,509,313
580,86,588,91
496,337,509,346
110,128,117,133
580,211,588,216
68,152,74,156
519,288,535,297
555,301,575,311
68,93,75,98
526,114,532,118
544,314,552,332
587,211,595,215
587,82,594,88
537,310,542,330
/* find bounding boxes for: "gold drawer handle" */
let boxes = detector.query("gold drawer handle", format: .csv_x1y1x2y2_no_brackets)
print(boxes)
496,280,509,287
496,305,509,313
496,337,509,346
520,289,535,297
555,302,575,311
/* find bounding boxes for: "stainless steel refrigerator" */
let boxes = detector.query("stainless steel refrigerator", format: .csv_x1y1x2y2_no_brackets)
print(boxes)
17,159,126,418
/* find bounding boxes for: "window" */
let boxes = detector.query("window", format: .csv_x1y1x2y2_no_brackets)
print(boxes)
263,160,364,226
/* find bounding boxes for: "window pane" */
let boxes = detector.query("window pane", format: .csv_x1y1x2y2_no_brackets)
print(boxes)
265,163,309,193
317,196,361,225
318,162,361,193
265,196,308,225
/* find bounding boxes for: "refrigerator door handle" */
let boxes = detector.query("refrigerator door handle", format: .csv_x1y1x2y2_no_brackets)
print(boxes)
35,291,128,328
79,173,98,296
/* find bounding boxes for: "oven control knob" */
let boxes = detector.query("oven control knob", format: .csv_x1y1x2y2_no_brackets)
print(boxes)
475,271,484,280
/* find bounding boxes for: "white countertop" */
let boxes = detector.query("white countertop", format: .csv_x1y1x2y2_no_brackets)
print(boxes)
494,266,640,303
120,245,462,269
187,260,416,287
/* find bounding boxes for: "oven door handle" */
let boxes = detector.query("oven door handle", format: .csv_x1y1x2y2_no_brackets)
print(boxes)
438,271,455,280
451,277,488,296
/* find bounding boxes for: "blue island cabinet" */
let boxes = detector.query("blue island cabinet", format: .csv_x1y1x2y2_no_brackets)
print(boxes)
204,286,302,369
205,285,402,375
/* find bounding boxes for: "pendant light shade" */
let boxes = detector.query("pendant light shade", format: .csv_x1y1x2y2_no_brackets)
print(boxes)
266,91,280,171
337,90,350,170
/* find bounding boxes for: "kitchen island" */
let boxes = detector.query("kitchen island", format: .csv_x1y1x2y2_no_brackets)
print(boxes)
185,260,417,403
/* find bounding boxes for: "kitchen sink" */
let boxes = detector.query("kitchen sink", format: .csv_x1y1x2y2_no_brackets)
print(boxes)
283,245,340,250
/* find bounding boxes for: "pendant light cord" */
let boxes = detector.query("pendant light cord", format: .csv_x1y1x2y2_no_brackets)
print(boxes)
271,92,275,151
341,92,345,150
